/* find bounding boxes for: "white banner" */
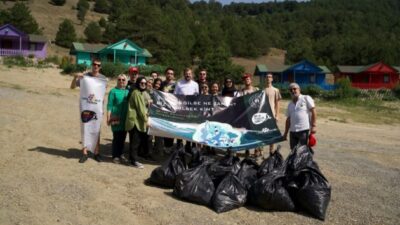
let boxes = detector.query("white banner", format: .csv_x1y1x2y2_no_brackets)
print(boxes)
79,76,107,152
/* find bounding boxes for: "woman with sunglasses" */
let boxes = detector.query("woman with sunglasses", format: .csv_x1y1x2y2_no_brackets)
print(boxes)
106,74,129,164
221,78,237,97
125,77,151,169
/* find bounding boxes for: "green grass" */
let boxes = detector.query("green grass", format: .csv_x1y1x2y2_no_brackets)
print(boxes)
318,98,400,125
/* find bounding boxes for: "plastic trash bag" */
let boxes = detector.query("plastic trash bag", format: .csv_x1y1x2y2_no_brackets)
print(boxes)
289,164,331,220
237,158,259,190
249,170,295,211
285,144,314,173
258,146,284,177
207,149,241,187
149,149,187,188
173,164,215,206
212,173,247,213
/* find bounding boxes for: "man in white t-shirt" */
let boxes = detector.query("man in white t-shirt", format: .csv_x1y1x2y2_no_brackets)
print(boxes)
174,68,199,151
174,68,199,95
283,83,317,150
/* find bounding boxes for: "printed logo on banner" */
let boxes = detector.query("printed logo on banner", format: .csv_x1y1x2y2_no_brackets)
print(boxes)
82,93,101,104
249,93,263,108
252,113,272,125
81,110,98,123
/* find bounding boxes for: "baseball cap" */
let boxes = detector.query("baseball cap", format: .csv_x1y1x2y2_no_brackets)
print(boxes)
242,73,251,80
129,67,139,74
308,133,317,147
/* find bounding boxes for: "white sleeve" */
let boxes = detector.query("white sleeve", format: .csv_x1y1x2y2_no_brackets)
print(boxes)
305,95,315,109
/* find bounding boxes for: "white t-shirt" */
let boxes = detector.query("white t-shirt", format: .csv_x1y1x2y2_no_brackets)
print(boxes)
286,94,315,132
174,79,199,95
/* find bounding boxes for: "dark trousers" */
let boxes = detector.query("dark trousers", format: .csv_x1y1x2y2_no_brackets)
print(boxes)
176,139,195,152
112,130,127,158
289,130,309,150
129,127,149,162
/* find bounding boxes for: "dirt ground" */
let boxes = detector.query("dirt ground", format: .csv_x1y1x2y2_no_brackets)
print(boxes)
0,66,399,225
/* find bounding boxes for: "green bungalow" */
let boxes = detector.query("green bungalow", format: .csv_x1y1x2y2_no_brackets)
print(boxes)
70,39,152,67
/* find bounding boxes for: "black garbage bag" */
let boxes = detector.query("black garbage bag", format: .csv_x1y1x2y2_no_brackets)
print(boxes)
249,170,295,211
207,149,241,187
237,158,259,190
149,149,187,188
258,146,284,177
188,146,202,168
212,173,247,213
290,164,331,220
173,164,215,206
285,144,314,174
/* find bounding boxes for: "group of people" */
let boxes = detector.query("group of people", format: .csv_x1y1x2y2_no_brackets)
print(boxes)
71,58,317,168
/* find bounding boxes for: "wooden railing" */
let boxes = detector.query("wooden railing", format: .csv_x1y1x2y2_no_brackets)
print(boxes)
351,83,396,89
0,49,36,57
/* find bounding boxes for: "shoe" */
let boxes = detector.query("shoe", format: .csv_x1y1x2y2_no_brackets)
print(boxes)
112,157,121,164
93,154,103,162
79,154,88,163
120,155,128,164
131,161,144,169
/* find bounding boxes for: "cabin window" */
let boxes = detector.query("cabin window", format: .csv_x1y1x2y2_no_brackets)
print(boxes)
29,43,36,51
310,74,316,83
1,39,13,49
383,74,390,83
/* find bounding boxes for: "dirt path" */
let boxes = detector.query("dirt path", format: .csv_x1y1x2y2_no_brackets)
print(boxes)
0,66,399,225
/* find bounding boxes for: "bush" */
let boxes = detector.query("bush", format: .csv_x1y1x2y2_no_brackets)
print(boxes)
335,77,358,98
392,84,400,99
62,63,87,74
302,84,323,98
44,55,60,65
51,0,66,6
137,64,167,77
100,62,127,78
3,56,33,67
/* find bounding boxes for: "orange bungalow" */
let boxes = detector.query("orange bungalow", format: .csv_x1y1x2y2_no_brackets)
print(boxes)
336,62,400,89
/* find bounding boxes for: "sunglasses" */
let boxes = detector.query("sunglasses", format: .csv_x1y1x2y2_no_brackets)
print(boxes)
202,86,208,89
289,88,298,91
92,63,101,67
140,82,147,84
118,79,126,81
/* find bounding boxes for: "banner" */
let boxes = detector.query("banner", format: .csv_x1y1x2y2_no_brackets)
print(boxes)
148,90,284,151
79,76,107,152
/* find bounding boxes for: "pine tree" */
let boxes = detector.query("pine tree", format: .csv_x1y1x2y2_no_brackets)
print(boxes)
9,2,40,34
94,0,109,14
84,22,102,43
55,19,77,48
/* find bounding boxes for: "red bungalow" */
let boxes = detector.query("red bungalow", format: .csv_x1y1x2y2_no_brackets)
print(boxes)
336,62,400,89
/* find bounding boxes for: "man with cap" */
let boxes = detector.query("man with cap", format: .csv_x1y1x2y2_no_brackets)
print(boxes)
283,82,317,150
127,67,139,90
240,73,258,96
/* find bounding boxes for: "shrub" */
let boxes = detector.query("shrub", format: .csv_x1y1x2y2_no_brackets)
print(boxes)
51,0,66,6
44,55,61,65
62,63,87,74
335,77,357,98
302,84,323,98
137,64,167,77
3,56,33,67
100,62,127,78
392,84,400,99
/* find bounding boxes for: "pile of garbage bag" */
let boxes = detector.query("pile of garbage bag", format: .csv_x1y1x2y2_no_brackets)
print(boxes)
148,145,331,220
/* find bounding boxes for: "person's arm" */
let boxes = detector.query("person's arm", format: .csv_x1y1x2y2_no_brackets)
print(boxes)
283,117,290,140
106,90,115,126
70,73,84,89
310,107,317,134
275,97,280,121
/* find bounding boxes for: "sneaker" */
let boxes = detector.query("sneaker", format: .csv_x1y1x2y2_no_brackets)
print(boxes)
120,155,128,164
93,154,103,162
79,154,88,163
112,157,121,164
131,161,144,169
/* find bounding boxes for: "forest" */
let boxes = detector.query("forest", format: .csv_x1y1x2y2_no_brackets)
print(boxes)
1,0,400,74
